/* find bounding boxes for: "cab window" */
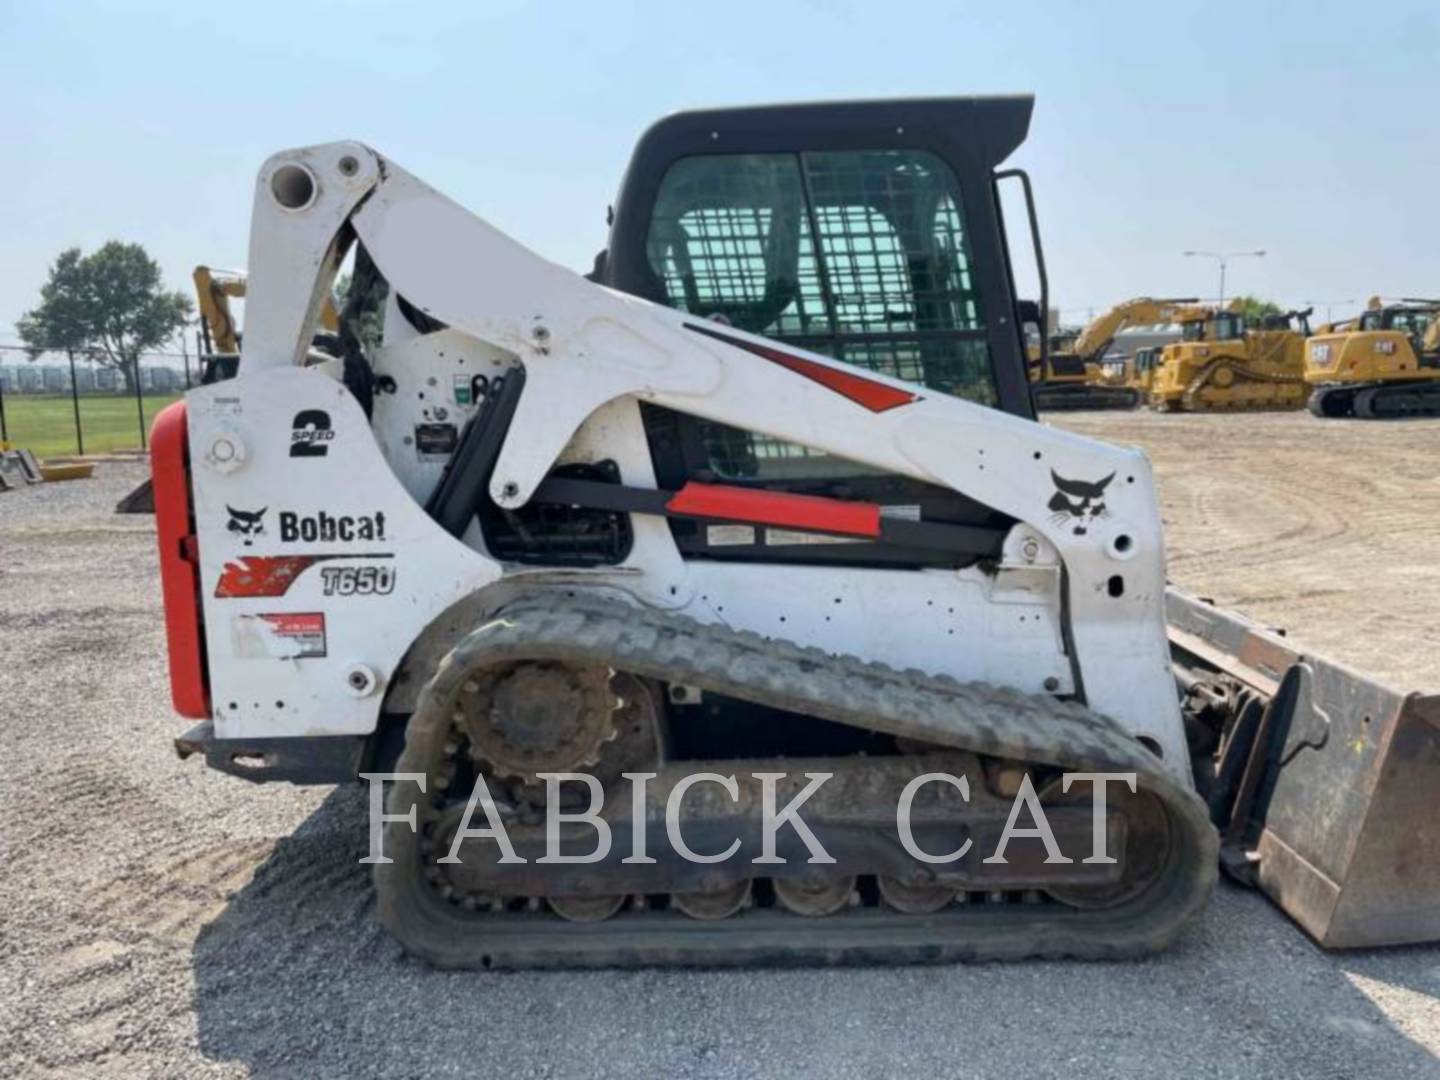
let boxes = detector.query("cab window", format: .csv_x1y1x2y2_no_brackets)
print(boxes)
1214,313,1244,340
646,150,993,480
1389,311,1433,336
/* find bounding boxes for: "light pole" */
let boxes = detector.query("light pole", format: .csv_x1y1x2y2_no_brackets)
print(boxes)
1303,298,1356,325
1183,250,1266,307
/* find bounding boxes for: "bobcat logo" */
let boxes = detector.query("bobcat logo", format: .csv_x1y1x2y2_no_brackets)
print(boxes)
226,505,268,546
1048,471,1114,536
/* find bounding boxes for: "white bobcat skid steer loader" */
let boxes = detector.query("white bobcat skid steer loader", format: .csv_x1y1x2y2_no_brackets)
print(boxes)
151,98,1430,967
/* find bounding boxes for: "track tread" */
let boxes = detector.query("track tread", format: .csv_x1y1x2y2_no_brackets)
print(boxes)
1180,356,1306,412
376,591,1217,969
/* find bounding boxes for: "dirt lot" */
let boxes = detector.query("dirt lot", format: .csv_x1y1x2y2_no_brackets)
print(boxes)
1054,409,1440,691
3,421,1439,1078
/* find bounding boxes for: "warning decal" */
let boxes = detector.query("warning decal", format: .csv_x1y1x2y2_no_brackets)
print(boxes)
232,611,328,659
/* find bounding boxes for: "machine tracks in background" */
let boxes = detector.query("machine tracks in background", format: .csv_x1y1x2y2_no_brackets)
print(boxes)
1309,382,1440,419
377,593,1217,969
1034,385,1140,411
1174,357,1307,413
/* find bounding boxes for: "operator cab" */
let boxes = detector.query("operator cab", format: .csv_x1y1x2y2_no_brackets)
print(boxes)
1181,311,1245,342
1257,308,1312,335
1361,304,1436,340
592,97,1043,568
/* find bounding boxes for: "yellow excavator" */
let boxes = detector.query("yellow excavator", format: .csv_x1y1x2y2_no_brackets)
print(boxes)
1149,304,1311,412
1031,297,1196,410
192,266,246,356
193,265,341,381
1305,296,1440,418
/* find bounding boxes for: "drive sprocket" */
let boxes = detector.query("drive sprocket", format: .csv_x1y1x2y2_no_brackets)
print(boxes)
456,660,619,785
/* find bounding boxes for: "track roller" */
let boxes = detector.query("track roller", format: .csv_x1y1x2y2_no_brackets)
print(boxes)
672,880,753,920
877,875,955,914
548,893,627,922
773,875,857,917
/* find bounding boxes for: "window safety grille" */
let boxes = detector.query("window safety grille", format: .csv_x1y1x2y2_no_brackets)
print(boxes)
647,149,994,480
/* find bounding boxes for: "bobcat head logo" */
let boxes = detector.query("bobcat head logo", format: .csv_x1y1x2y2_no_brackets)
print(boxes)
226,505,267,546
1048,471,1114,536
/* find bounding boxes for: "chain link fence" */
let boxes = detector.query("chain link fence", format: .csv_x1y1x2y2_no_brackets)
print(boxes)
0,348,196,458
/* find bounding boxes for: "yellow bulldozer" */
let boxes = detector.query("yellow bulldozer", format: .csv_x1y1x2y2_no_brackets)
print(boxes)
1305,296,1440,418
1149,304,1311,412
1096,302,1210,399
1030,296,1195,410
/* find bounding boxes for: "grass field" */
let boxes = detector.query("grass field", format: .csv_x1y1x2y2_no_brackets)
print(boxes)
0,392,182,458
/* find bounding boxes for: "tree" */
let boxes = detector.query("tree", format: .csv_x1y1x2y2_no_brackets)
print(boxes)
17,242,192,390
1230,295,1283,326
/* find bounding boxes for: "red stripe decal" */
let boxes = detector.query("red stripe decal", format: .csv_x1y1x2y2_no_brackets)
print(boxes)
151,402,209,719
215,553,392,598
686,323,920,413
667,482,881,538
216,555,331,598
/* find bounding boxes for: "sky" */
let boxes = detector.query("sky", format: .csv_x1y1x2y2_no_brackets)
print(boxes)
2,0,1436,346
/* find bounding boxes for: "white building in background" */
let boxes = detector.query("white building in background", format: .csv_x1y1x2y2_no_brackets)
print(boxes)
0,359,189,395
1109,326,1182,359
143,366,182,393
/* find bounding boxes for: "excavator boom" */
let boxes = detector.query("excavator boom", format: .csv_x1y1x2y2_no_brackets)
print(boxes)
1032,297,1196,411
193,266,248,356
1070,296,1198,362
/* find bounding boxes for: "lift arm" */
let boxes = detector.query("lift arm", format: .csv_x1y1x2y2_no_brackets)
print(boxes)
234,141,1189,777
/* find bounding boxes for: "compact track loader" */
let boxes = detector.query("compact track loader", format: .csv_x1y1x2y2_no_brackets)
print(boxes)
1305,297,1440,418
154,97,1440,967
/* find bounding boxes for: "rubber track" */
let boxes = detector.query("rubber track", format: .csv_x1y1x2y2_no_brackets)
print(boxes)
1308,386,1355,418
1356,382,1440,418
1309,381,1440,418
377,592,1218,969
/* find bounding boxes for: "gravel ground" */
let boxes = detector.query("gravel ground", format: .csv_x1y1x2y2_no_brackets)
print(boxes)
3,443,1438,1079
